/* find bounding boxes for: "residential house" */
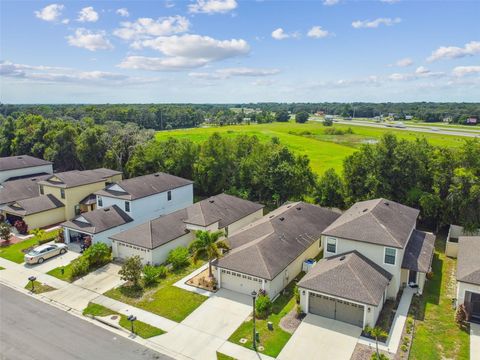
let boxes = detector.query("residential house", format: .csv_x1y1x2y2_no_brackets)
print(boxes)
109,193,264,265
0,155,53,184
214,202,340,299
297,198,435,329
456,236,480,323
63,172,194,247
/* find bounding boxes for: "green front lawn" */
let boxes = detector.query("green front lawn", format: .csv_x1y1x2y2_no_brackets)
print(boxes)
228,281,297,358
47,262,75,282
83,303,165,339
104,261,207,322
24,280,56,294
216,352,236,360
0,266,5,270
409,235,469,360
0,229,59,264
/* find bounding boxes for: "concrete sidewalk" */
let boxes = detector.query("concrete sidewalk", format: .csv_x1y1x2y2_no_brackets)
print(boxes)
358,286,415,354
471,323,480,360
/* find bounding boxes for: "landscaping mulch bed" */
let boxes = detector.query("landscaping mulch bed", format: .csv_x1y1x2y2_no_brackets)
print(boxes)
186,268,218,292
279,306,304,333
350,343,392,360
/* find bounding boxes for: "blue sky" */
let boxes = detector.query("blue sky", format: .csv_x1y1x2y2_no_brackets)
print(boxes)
1,0,479,103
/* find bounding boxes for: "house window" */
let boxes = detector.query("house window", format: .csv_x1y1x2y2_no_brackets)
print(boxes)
60,188,65,199
74,205,81,216
326,237,337,253
384,247,397,265
39,185,44,195
167,191,172,201
125,201,130,212
97,196,103,207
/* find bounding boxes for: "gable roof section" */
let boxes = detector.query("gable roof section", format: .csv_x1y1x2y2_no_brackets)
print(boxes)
4,194,64,216
457,236,480,286
62,205,133,234
402,230,435,273
322,198,419,249
0,174,51,205
95,172,193,200
37,168,121,189
0,155,52,172
215,202,341,280
109,193,264,249
298,251,392,306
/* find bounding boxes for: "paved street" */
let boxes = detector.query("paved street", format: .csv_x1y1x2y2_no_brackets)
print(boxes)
0,285,172,360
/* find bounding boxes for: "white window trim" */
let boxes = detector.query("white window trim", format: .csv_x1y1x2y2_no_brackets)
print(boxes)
326,237,337,254
383,247,397,266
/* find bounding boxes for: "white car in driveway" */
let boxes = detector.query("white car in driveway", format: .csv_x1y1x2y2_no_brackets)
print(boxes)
24,243,68,264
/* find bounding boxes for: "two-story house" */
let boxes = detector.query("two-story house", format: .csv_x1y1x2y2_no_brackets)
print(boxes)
298,198,435,329
62,172,194,247
0,155,53,184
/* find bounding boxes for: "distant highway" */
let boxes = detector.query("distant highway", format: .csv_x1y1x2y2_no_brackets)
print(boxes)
313,119,480,138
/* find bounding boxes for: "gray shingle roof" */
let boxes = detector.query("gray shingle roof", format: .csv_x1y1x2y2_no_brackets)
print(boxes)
37,168,121,188
322,198,419,249
0,155,52,171
402,230,435,273
4,194,64,216
215,202,341,280
457,236,480,286
95,172,193,200
109,193,264,249
298,251,392,306
62,205,133,234
0,174,51,205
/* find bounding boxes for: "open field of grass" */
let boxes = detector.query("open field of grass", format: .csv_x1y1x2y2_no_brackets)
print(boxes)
156,122,467,174
409,234,469,360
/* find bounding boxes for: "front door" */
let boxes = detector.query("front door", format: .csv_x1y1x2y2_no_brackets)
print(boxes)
409,270,417,284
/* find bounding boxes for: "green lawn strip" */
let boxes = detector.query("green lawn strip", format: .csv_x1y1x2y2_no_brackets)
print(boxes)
0,266,5,270
24,280,56,294
48,261,109,283
228,282,297,358
409,235,469,360
216,352,236,360
104,261,208,323
0,229,59,263
83,303,165,339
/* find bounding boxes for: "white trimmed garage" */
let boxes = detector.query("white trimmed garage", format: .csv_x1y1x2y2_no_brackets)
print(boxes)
217,269,264,295
308,292,365,328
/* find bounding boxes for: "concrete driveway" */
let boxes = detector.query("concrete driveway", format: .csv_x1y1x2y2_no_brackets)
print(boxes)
277,314,362,360
471,323,480,360
24,250,79,274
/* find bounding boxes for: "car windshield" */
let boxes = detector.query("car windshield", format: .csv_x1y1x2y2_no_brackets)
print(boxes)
27,249,41,256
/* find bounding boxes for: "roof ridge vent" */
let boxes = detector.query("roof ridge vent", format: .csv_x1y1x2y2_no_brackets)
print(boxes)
209,200,215,203
296,207,301,210
279,217,285,221
104,208,110,212
362,208,368,213
154,173,160,177
339,255,346,261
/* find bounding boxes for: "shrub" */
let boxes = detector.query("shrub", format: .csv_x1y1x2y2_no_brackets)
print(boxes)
295,304,303,318
143,265,160,286
294,285,300,304
55,231,65,243
70,257,90,279
324,127,354,135
295,111,309,123
83,243,111,267
401,344,408,352
157,265,168,278
167,246,190,270
0,222,11,243
14,220,28,235
255,294,272,319
371,353,389,360
426,271,434,280
323,118,333,126
455,304,467,324
119,256,143,287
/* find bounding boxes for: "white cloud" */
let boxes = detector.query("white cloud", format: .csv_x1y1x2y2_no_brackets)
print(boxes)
114,16,190,41
66,29,113,51
188,0,237,14
189,67,280,79
427,41,480,62
323,0,339,5
389,66,445,81
307,26,330,39
77,6,99,22
393,58,413,67
61,18,70,24
116,8,130,17
35,3,64,22
352,17,401,29
118,56,209,71
165,1,175,8
380,0,400,3
415,66,430,75
271,28,300,40
452,66,480,77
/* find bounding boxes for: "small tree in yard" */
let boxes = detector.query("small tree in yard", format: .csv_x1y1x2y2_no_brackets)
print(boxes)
119,256,143,287
323,117,333,126
0,222,11,244
255,294,272,319
366,326,388,359
83,243,111,267
189,230,228,278
167,246,190,270
295,111,309,123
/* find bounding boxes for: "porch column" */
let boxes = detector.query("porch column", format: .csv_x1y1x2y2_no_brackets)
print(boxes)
305,290,309,313
64,228,70,244
217,267,222,288
261,279,265,290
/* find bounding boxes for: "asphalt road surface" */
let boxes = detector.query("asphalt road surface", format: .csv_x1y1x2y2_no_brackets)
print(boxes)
0,285,172,360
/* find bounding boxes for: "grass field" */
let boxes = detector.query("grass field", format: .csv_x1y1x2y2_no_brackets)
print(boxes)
156,122,467,174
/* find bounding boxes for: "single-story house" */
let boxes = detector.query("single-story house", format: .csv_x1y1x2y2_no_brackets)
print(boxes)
109,193,264,265
214,202,341,299
298,251,392,328
62,205,133,246
456,236,480,323
0,155,53,184
2,194,65,229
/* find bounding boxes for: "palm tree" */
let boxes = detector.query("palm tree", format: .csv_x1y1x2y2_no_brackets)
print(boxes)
189,230,228,278
368,326,388,359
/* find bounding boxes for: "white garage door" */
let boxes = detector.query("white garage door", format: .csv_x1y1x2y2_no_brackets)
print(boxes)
115,241,150,264
220,269,263,295
309,292,364,328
